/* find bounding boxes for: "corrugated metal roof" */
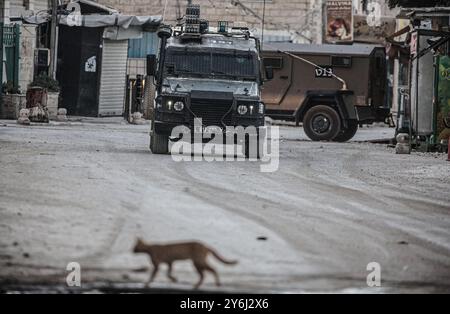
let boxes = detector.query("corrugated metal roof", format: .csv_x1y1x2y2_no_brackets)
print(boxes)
263,43,383,56
399,7,450,18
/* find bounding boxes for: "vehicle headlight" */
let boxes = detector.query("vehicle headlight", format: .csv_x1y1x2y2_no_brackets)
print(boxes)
258,103,264,114
237,105,248,115
174,101,184,111
166,100,173,110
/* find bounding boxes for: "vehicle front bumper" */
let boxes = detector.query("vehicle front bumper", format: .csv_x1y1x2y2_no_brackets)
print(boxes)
152,118,265,136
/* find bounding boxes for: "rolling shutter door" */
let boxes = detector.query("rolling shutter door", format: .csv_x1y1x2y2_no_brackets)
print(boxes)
98,39,128,116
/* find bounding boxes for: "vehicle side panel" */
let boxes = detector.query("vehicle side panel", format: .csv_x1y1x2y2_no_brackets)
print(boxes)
262,52,371,113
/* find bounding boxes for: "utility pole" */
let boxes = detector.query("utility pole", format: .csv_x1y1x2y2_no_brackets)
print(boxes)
1,2,4,111
49,0,58,79
261,0,266,50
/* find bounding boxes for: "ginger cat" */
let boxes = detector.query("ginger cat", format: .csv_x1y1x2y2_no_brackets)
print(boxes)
133,238,237,289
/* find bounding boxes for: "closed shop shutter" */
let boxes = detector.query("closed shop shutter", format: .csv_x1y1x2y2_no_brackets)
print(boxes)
98,39,128,116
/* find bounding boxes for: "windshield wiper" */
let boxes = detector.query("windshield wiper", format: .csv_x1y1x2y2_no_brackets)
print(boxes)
175,68,209,77
211,69,227,75
211,70,257,81
211,70,240,80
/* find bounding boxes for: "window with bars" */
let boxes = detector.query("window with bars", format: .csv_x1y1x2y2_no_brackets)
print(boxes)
164,49,258,79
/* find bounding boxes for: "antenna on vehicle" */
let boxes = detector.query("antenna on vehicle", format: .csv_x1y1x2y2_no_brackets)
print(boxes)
277,50,348,91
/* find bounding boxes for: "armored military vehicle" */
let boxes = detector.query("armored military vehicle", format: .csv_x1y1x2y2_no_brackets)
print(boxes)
147,4,272,157
262,43,391,142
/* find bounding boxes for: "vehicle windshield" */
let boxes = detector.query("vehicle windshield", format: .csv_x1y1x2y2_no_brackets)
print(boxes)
164,48,258,81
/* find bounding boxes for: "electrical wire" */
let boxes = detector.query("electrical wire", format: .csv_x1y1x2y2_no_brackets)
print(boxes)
162,0,169,22
230,0,318,43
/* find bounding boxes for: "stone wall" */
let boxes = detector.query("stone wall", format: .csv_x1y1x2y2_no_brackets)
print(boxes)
98,0,318,43
1,94,27,119
9,0,50,16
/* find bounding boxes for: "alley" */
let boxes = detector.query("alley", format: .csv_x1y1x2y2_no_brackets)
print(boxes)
0,119,449,293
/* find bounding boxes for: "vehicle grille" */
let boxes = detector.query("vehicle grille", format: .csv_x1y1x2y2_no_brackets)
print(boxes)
189,99,233,127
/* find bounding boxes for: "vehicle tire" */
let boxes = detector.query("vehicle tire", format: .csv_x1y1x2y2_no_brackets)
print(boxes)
150,132,169,154
334,120,358,142
303,105,342,141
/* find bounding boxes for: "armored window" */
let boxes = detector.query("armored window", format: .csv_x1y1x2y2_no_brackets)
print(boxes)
263,57,283,69
164,49,257,79
331,56,352,67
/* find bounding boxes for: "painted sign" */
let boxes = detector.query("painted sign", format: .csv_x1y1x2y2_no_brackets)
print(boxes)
437,56,450,140
438,56,450,114
85,56,96,73
325,0,353,44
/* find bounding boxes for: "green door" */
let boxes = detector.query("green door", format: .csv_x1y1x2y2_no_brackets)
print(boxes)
1,21,3,112
2,24,20,91
0,22,3,86
436,56,450,141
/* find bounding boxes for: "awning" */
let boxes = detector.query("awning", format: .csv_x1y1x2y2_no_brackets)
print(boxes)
385,26,411,62
386,25,411,45
23,14,162,29
398,7,450,19
59,14,162,28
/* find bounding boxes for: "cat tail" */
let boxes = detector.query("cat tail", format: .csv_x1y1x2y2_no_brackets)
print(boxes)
208,248,238,265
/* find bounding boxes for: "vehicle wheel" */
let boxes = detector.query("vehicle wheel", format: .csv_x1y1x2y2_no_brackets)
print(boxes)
244,131,261,159
150,132,169,154
334,120,358,142
303,105,342,141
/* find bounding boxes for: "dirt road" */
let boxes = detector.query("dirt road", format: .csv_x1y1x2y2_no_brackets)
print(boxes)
1,119,449,293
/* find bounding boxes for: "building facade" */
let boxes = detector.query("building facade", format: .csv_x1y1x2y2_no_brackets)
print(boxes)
8,0,50,22
1,0,50,90
98,0,321,44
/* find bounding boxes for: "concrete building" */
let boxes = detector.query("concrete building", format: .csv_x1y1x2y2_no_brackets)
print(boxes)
353,0,398,43
387,4,450,150
98,0,401,44
98,0,321,44
1,0,50,90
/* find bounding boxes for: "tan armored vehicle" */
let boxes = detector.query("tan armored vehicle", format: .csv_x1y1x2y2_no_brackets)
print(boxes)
261,43,390,141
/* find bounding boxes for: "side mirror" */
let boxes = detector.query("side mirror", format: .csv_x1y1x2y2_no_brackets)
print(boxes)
265,66,274,81
146,54,157,77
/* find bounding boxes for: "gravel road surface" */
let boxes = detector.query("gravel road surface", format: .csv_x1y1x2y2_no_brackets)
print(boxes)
0,119,449,293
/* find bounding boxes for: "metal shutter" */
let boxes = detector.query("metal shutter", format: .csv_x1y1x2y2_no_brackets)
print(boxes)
98,39,128,116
